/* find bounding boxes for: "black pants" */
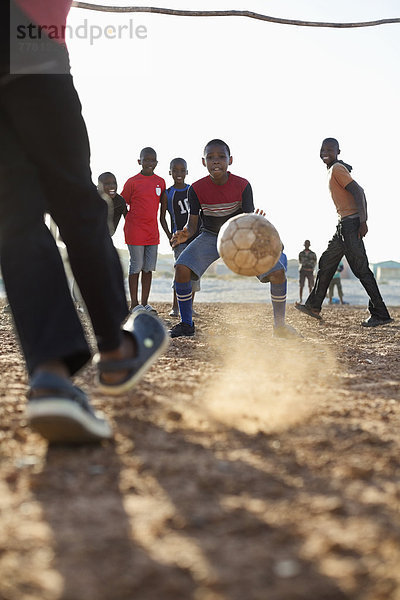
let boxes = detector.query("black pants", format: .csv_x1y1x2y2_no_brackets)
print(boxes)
305,218,390,320
0,74,128,375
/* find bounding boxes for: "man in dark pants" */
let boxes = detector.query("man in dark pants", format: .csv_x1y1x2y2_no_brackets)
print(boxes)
296,138,392,327
0,1,167,443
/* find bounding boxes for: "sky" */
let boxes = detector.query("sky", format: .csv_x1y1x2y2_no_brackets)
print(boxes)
65,0,400,262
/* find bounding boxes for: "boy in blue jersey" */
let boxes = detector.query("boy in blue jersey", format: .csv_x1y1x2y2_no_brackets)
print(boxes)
169,139,298,339
164,157,200,316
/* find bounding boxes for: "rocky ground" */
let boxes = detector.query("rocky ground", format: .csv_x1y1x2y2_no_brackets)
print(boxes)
1,299,400,600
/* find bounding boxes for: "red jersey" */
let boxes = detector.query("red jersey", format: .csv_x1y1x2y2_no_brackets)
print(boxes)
121,173,166,245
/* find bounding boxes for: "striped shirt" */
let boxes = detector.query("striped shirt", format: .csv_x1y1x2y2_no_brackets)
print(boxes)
188,172,254,234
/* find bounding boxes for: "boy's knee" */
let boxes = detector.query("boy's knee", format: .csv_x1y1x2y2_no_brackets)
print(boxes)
175,264,191,283
269,269,286,284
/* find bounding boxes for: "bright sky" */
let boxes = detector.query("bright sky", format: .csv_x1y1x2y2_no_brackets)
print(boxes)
66,0,400,262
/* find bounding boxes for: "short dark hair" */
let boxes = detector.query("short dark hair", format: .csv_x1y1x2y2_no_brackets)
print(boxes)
203,139,231,156
140,147,157,159
322,137,339,148
98,171,116,182
170,157,187,169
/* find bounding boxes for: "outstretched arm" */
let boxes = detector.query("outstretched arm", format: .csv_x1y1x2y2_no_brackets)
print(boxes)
170,214,199,248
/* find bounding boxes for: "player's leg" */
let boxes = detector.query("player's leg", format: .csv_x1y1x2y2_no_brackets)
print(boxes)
127,245,144,310
337,279,344,303
341,219,391,324
140,245,158,312
171,231,219,337
307,271,315,292
328,280,335,303
303,228,344,315
299,270,305,303
258,253,299,338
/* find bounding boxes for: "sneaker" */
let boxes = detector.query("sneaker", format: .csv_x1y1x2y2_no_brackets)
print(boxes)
2,304,11,313
144,304,157,314
131,304,146,314
295,302,322,320
361,316,394,328
169,321,195,338
169,308,179,317
273,324,303,339
27,373,112,444
192,308,199,317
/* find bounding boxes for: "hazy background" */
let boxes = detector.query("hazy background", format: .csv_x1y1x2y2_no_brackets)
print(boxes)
66,0,400,263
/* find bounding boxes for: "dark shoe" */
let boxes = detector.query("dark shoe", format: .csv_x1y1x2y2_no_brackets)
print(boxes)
361,316,394,328
169,321,195,338
295,302,322,320
273,324,303,339
95,312,169,395
27,372,112,444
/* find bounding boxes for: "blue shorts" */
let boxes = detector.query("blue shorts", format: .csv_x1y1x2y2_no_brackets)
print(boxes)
128,244,158,274
173,242,200,292
175,230,286,282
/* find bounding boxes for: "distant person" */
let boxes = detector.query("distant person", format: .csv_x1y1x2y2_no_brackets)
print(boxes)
296,138,392,327
165,157,200,317
98,171,127,236
170,139,299,339
121,147,170,314
0,0,168,444
298,240,317,303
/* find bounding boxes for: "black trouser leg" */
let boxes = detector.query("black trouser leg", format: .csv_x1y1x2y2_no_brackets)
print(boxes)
340,218,390,320
305,227,344,311
0,75,129,374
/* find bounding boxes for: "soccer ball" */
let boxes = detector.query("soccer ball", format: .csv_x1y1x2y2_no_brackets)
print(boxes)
217,213,282,276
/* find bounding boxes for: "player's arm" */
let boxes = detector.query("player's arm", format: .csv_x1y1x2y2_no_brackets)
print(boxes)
345,180,368,238
159,191,172,240
171,215,198,248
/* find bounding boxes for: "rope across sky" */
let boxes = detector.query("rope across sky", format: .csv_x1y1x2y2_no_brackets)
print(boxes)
71,3,400,28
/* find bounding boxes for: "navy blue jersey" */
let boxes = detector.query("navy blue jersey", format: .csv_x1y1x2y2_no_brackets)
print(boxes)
166,184,200,243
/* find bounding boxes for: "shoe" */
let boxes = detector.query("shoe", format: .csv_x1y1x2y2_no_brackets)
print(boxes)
273,324,303,339
169,308,179,317
295,302,322,320
131,304,146,314
144,304,157,314
27,372,112,444
361,316,394,328
169,321,195,338
2,304,11,313
95,312,169,395
192,308,199,317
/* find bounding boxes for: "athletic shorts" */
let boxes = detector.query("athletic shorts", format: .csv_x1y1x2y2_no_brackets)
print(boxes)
175,230,287,282
173,242,200,291
128,244,158,274
299,268,314,287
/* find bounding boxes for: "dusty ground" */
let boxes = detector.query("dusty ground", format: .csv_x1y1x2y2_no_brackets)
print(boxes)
1,299,400,600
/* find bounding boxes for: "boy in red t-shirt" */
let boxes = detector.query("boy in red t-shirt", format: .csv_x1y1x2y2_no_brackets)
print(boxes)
121,147,170,314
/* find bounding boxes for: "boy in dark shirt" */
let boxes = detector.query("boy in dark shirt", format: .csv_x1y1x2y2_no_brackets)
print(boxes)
164,158,200,317
98,171,127,236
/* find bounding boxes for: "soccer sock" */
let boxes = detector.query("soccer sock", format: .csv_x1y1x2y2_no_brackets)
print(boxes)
175,281,193,325
270,281,287,327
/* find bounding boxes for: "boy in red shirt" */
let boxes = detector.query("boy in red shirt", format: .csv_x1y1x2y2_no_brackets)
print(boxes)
121,148,170,314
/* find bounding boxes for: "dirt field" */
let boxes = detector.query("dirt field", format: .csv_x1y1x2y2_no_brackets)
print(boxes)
1,299,400,600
